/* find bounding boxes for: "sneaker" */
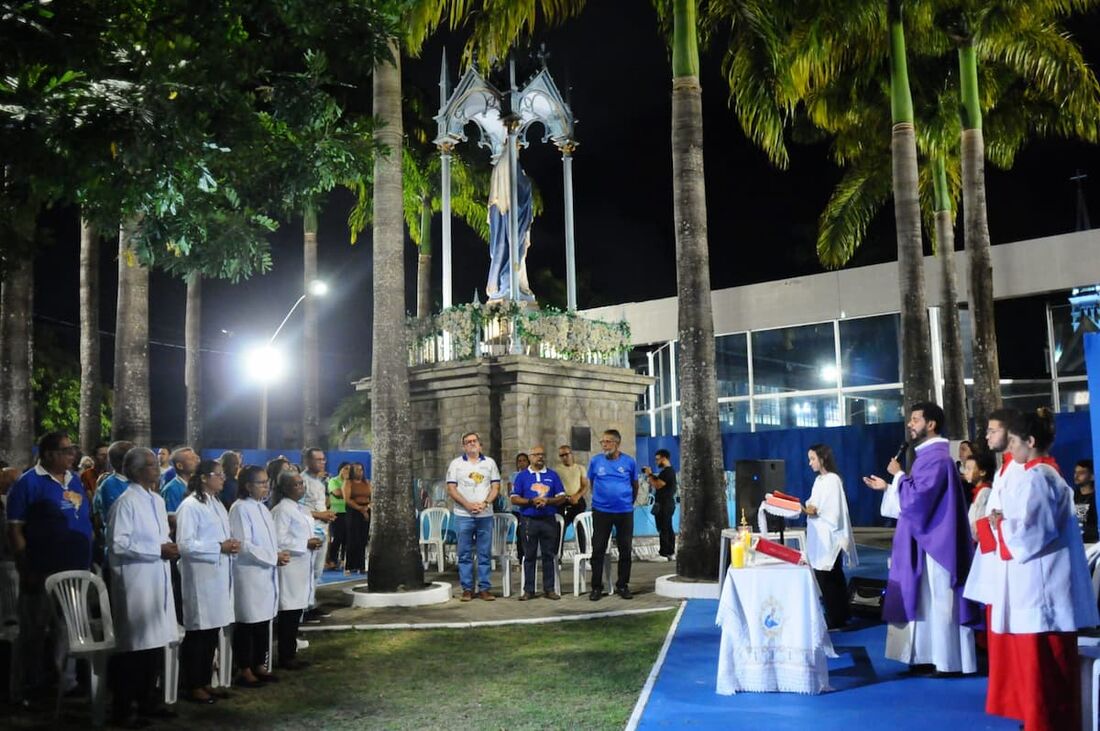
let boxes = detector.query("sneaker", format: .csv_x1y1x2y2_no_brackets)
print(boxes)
653,555,670,562
616,587,634,600
478,590,495,601
518,592,535,601
460,590,473,602
544,591,561,600
589,589,602,602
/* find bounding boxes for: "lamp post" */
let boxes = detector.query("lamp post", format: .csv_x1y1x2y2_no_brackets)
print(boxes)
249,279,328,449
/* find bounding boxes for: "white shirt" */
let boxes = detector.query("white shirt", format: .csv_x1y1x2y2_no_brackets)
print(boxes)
963,456,1023,606
301,472,329,536
805,472,858,571
272,498,316,612
446,454,501,519
107,484,178,652
229,498,279,624
176,493,234,631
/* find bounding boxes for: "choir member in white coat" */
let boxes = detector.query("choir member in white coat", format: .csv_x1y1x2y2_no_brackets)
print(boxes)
107,447,179,726
271,469,322,670
176,460,240,703
982,408,1098,731
803,444,859,629
229,465,288,687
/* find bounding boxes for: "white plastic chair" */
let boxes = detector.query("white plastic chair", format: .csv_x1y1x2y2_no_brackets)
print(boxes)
571,512,612,596
1079,636,1100,731
163,625,184,705
520,514,565,596
211,625,233,688
0,561,20,703
419,507,450,572
491,513,518,598
44,570,115,727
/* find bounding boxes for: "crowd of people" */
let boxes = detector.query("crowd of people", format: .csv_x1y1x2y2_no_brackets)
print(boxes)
0,436,363,728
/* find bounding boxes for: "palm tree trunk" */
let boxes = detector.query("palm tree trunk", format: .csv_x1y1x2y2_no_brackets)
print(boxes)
417,195,432,318
112,219,151,445
0,256,34,468
185,272,202,451
302,206,321,447
671,0,727,581
958,41,1001,431
888,0,934,408
932,156,968,438
367,43,425,591
79,217,103,454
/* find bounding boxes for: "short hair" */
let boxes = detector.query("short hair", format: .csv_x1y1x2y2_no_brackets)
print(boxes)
271,466,303,505
655,448,671,460
37,431,70,455
186,459,223,503
461,431,480,444
1009,406,1056,452
237,465,268,500
301,447,324,463
107,441,134,472
219,450,241,476
967,445,997,483
122,447,156,482
515,452,529,466
603,429,622,443
170,447,195,471
1077,459,1095,473
93,442,109,454
910,402,946,436
988,407,1020,426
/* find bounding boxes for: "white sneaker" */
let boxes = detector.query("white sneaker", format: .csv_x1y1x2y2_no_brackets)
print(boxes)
296,638,310,651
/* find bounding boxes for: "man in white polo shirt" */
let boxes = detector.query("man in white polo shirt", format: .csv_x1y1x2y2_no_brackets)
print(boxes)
446,432,501,602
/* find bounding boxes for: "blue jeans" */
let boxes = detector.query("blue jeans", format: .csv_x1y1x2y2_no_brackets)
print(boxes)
456,515,493,592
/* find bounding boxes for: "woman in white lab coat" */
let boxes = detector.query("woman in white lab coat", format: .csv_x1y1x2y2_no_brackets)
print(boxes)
803,443,859,629
271,469,321,670
107,447,179,724
229,465,288,686
176,460,239,703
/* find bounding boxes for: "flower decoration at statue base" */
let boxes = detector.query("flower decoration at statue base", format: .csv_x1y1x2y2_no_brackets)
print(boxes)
408,302,631,368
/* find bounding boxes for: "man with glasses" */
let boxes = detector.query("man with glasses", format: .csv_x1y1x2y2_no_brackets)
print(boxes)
511,446,566,600
587,429,639,601
557,445,590,550
446,432,501,601
6,431,93,699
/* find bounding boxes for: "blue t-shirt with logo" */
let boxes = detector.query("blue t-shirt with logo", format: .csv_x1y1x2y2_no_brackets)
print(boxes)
512,468,565,518
587,453,638,514
6,466,93,574
161,475,187,513
93,473,130,528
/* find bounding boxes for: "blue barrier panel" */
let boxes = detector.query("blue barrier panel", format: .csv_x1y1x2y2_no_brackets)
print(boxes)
1088,332,1100,474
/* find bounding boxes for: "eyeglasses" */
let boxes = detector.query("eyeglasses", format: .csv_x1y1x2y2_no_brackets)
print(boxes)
558,452,571,457
463,438,479,445
250,479,270,486
530,452,545,457
210,472,226,479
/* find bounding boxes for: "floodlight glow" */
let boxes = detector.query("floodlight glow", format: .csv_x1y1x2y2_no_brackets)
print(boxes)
819,364,838,383
309,280,329,297
245,344,285,384
869,404,879,414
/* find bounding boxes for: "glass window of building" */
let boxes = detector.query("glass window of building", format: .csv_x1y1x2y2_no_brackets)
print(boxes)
839,314,900,388
752,323,836,394
844,390,904,425
716,333,750,398
754,395,842,430
718,400,751,433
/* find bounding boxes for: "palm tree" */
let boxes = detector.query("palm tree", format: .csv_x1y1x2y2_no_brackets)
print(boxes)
931,154,967,435
302,205,321,446
0,257,34,467
185,272,202,450
112,219,151,445
79,217,103,454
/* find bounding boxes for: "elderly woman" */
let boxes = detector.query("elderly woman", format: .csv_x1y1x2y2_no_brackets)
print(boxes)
176,459,240,703
107,447,179,726
229,465,288,687
271,468,322,670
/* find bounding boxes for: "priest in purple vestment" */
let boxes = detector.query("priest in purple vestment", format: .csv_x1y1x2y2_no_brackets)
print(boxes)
864,402,979,674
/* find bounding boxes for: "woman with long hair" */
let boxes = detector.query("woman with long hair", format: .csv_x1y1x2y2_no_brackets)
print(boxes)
326,463,350,570
229,465,287,686
804,443,858,629
176,459,239,703
343,462,371,574
984,408,1099,730
270,467,321,670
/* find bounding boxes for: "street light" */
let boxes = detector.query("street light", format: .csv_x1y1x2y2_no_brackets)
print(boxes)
253,280,327,449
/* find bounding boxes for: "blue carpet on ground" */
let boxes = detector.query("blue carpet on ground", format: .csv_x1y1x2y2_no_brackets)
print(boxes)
319,569,361,585
638,545,1015,731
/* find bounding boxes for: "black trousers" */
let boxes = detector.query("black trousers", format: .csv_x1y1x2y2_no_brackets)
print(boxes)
590,510,633,592
511,510,526,561
180,627,219,692
109,647,160,718
276,610,302,665
232,620,269,672
560,497,588,552
521,516,559,593
654,500,675,556
813,554,850,629
345,509,369,572
328,512,347,565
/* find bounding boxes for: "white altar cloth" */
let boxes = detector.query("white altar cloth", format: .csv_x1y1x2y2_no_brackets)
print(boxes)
716,564,835,695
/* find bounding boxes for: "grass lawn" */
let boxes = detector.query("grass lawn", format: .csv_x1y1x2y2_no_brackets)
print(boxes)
5,611,675,730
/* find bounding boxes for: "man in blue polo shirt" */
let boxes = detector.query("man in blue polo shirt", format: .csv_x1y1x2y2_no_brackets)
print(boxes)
587,429,639,601
511,445,567,601
7,431,93,696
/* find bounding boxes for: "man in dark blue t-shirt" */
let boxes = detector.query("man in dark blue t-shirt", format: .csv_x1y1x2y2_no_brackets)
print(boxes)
511,446,567,600
586,429,639,600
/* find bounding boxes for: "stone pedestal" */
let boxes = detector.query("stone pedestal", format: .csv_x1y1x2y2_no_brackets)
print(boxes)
358,355,650,484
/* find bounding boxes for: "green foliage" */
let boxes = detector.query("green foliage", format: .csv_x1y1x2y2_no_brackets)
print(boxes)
31,331,112,438
328,390,372,448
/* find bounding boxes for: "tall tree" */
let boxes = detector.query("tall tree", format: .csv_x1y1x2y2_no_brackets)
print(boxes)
931,154,967,436
112,220,150,444
185,272,202,450
302,205,321,446
0,257,34,467
79,218,103,454
667,0,727,578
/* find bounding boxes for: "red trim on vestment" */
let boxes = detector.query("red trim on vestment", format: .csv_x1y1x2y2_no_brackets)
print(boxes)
1025,455,1061,475
999,452,1013,477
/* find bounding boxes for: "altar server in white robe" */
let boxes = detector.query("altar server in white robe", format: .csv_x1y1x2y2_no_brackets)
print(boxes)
107,447,180,725
804,444,859,629
176,459,240,703
271,469,322,670
229,465,287,687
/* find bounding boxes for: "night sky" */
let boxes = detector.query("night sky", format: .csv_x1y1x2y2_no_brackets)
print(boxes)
29,0,1100,447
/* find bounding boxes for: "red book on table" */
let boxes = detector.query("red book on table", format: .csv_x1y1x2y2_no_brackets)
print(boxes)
754,537,802,565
